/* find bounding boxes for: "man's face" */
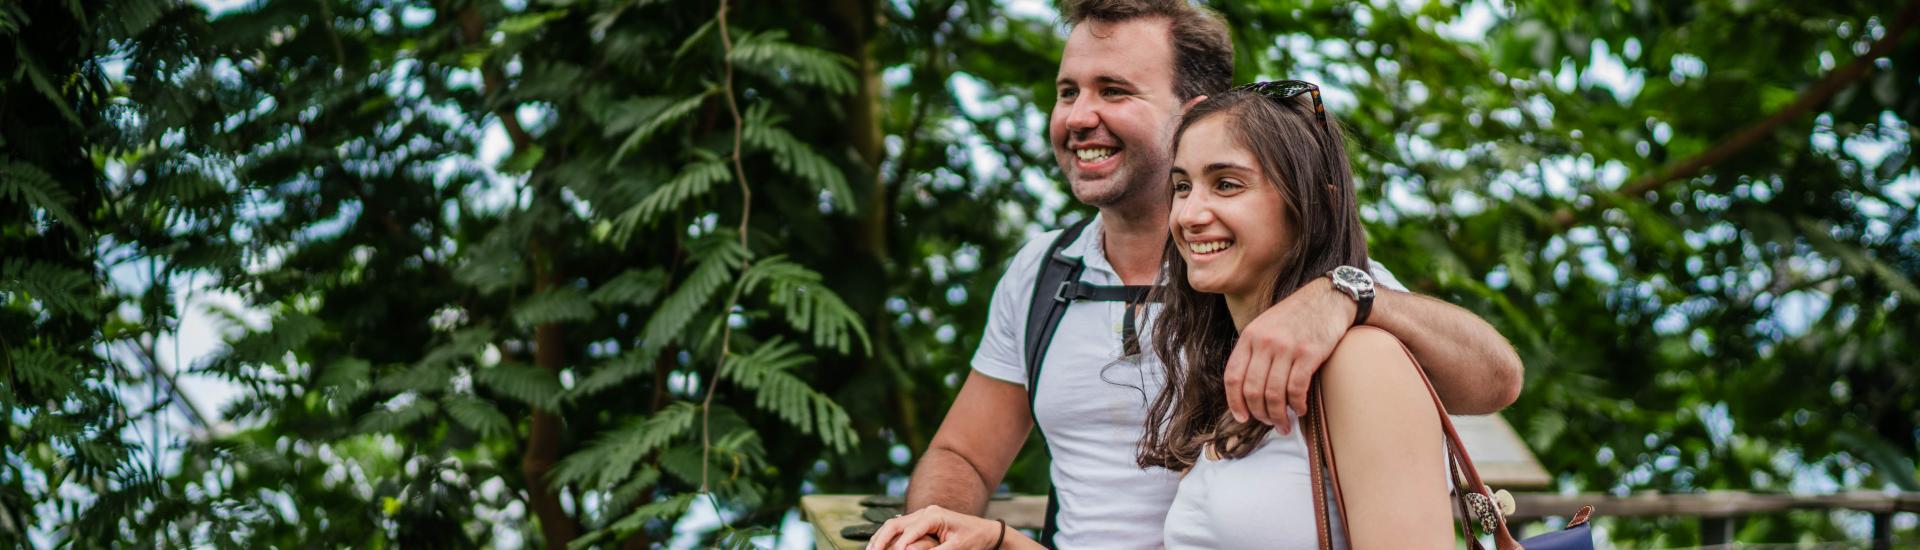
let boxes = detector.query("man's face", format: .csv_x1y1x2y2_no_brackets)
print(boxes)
1050,18,1185,208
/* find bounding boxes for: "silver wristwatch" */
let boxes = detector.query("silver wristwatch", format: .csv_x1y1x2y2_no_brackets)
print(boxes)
1325,265,1375,326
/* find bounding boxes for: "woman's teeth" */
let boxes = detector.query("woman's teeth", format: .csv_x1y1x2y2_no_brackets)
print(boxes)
1075,147,1114,162
1190,240,1233,254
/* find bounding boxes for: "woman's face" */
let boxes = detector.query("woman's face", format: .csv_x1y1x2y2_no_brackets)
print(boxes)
1169,117,1292,298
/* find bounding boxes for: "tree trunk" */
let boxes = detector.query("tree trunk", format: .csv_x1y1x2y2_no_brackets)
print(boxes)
525,238,581,549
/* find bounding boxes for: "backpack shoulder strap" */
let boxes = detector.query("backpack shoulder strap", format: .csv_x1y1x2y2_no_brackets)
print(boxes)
1022,216,1093,395
1020,216,1091,549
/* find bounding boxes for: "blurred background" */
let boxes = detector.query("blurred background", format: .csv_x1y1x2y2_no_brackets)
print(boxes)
3,0,1917,547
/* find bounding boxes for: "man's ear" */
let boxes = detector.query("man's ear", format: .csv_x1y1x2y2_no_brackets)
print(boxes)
1180,94,1208,114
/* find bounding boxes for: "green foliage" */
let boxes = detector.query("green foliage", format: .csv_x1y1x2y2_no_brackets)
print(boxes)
0,161,84,230
550,402,696,490
641,231,748,349
10,0,1917,547
475,363,566,412
739,256,872,354
729,30,858,95
743,102,857,212
721,337,859,453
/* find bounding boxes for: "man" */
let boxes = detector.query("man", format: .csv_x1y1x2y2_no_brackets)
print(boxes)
880,1,1524,548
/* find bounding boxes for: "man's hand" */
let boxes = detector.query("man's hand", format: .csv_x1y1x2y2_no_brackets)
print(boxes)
868,505,1008,550
1223,277,1354,433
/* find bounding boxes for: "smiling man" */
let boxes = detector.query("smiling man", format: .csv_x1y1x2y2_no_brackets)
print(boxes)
870,1,1526,549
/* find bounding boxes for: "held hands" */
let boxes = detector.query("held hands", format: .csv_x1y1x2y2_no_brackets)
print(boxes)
1224,277,1356,434
867,505,1005,550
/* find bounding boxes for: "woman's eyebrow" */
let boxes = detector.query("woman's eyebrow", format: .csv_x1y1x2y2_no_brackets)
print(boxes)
1204,162,1251,174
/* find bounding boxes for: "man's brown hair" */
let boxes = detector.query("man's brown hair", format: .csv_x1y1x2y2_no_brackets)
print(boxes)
1061,0,1234,101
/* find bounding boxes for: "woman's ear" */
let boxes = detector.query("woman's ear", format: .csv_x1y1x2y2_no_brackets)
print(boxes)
1181,95,1207,115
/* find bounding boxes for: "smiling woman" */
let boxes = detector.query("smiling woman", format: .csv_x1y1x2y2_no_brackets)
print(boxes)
1143,84,1452,549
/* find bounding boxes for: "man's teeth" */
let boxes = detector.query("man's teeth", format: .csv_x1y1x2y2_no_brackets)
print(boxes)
1075,147,1113,162
1190,240,1233,254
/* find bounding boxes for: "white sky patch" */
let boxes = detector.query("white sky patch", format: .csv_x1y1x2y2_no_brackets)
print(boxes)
1581,39,1645,103
1003,0,1058,21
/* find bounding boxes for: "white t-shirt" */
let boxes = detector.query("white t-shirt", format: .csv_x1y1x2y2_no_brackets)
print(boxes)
969,214,1404,549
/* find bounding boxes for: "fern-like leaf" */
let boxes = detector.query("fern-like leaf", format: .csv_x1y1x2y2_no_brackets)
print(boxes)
567,492,696,549
607,90,715,168
720,338,859,453
549,402,698,489
355,398,439,433
376,363,453,395
742,103,854,212
641,232,748,349
474,363,565,411
315,358,373,407
568,348,656,402
0,259,96,319
729,30,856,95
512,287,596,328
444,395,512,438
737,256,872,354
0,161,84,229
8,346,80,396
588,268,669,306
611,156,729,241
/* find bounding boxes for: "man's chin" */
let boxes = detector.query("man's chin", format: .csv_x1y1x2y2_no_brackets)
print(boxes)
1068,173,1132,205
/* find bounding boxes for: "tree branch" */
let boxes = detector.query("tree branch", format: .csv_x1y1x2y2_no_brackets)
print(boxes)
1619,1,1920,198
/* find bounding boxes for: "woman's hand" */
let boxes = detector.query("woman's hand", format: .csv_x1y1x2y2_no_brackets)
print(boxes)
866,505,1007,550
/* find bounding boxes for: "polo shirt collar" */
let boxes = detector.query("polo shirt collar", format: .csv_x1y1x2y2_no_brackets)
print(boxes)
1058,213,1119,279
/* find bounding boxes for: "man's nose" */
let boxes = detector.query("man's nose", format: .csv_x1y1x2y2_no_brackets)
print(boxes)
1064,98,1101,132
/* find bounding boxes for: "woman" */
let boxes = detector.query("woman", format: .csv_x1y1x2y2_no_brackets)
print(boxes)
1141,81,1452,549
866,83,1451,549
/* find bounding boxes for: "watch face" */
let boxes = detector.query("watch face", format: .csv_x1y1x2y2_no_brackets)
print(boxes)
1333,265,1373,290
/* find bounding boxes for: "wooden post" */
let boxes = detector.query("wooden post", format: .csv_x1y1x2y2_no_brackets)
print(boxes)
1700,516,1733,546
1871,511,1892,550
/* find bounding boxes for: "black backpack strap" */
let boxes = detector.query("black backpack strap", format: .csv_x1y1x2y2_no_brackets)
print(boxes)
1021,217,1091,549
1018,217,1165,547
1023,217,1094,399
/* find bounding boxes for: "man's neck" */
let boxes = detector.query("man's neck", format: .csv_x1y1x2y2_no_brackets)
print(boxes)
1097,201,1169,286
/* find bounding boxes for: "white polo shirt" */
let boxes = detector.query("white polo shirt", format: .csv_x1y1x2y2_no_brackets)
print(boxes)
969,214,1403,549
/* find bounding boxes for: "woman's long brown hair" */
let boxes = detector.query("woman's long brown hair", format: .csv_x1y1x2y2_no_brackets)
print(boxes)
1137,87,1371,470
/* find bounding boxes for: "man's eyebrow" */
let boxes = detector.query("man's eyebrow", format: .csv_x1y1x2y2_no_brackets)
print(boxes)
1057,75,1137,87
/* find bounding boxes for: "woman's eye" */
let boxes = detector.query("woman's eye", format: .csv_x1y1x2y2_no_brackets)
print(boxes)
1214,179,1244,192
1172,180,1191,194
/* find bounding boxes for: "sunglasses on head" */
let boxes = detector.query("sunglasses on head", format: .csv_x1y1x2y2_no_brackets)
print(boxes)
1228,80,1328,131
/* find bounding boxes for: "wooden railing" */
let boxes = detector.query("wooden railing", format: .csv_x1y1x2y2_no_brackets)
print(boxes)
799,415,1916,549
802,491,1920,549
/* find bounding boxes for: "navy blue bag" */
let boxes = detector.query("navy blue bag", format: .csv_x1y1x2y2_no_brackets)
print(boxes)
1303,346,1595,549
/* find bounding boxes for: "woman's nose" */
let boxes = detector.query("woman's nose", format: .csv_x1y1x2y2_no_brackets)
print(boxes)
1172,194,1214,231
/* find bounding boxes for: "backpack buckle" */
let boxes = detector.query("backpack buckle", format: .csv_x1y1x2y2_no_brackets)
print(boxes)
1054,281,1073,303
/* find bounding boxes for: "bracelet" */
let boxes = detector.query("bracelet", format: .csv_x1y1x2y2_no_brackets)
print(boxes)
993,518,1006,550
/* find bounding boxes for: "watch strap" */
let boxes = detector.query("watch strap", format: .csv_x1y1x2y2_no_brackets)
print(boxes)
1353,289,1372,327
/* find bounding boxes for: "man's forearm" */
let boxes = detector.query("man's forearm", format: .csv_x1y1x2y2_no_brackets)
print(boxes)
1366,289,1524,414
904,447,994,515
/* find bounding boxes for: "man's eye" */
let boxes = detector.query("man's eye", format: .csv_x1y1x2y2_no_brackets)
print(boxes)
1060,88,1078,99
1101,88,1126,98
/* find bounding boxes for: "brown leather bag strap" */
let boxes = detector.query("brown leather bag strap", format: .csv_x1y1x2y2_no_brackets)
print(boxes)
1299,337,1523,550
